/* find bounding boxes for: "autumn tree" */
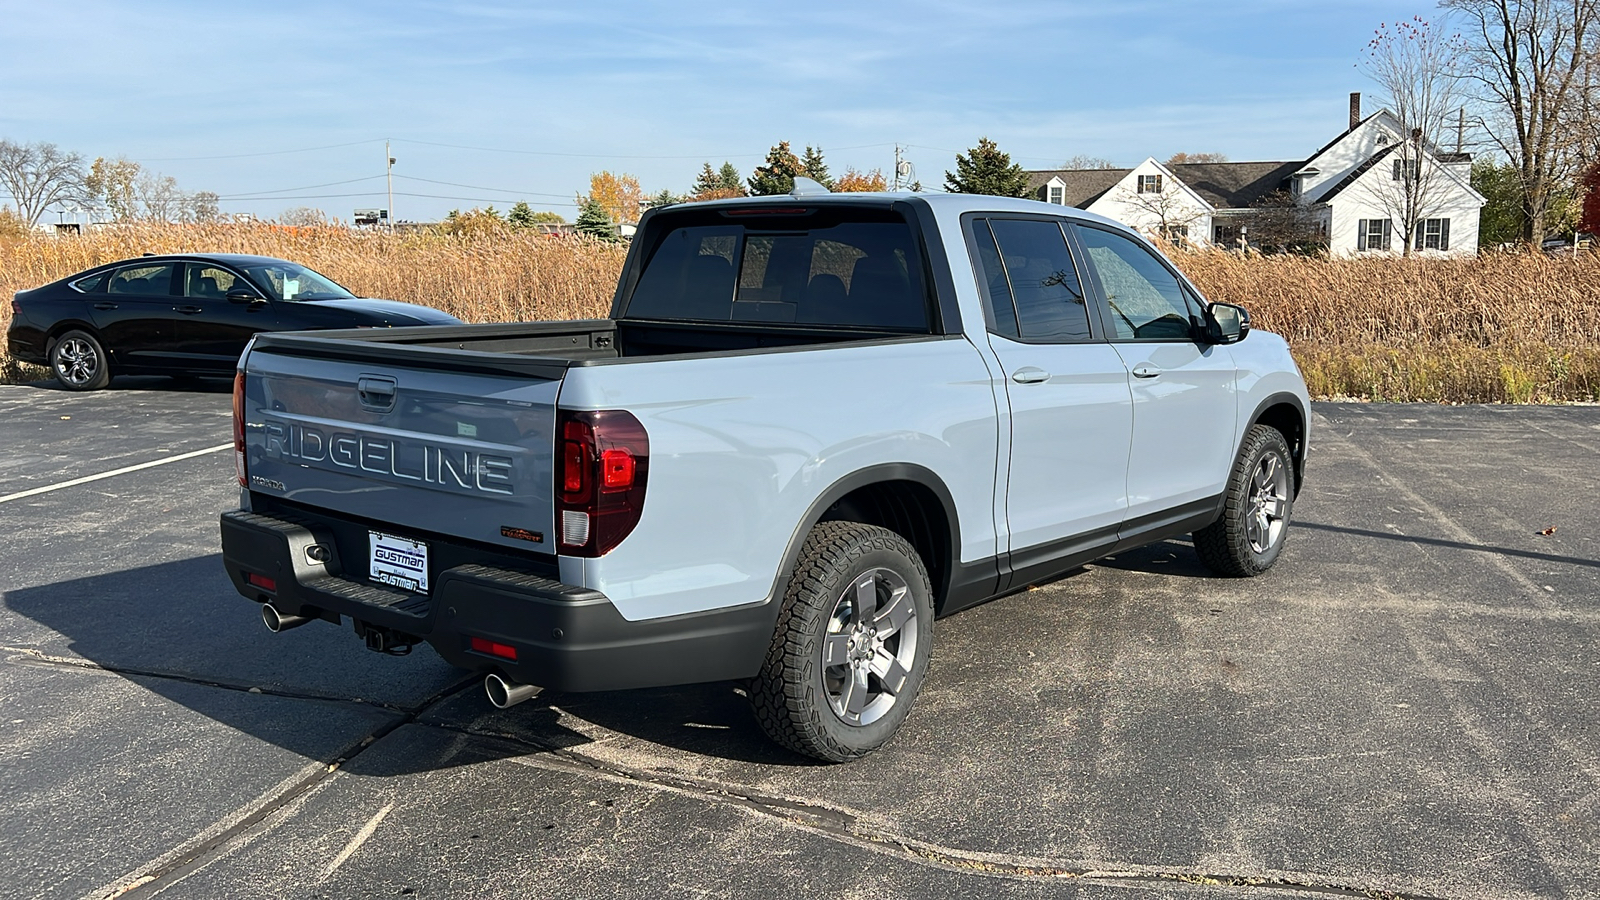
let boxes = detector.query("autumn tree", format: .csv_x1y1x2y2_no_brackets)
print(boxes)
801,146,832,189
1580,160,1600,235
1165,152,1228,166
834,167,888,192
1445,0,1600,245
944,138,1029,197
280,207,330,227
85,157,141,220
0,140,87,225
579,171,643,224
749,142,807,195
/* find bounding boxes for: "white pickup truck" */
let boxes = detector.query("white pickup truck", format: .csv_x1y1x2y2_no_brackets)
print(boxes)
221,185,1309,761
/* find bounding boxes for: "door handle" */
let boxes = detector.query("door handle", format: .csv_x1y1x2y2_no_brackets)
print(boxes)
1132,364,1162,379
92,302,118,310
1011,367,1051,384
176,305,204,315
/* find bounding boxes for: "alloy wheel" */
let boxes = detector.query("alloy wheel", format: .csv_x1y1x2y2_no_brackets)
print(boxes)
820,567,920,727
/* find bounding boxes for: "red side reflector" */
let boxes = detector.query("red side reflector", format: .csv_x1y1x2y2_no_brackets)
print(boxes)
469,636,518,661
246,572,277,592
600,449,635,490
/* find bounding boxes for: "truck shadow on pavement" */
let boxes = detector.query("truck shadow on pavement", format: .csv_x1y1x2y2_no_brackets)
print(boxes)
2,555,813,770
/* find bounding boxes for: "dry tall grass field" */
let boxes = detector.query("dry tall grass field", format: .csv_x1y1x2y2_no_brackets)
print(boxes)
2,223,1597,403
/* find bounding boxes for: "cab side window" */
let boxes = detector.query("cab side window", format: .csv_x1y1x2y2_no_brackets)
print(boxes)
184,264,243,299
107,264,176,296
971,217,1092,342
1076,227,1196,341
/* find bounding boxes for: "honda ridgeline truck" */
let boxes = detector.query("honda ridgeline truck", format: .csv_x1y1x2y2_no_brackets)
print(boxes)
221,184,1309,762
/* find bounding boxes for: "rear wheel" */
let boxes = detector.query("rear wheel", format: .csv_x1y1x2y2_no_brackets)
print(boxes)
1194,424,1294,577
749,522,933,762
50,330,111,391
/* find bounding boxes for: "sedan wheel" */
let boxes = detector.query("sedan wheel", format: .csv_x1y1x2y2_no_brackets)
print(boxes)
50,330,111,391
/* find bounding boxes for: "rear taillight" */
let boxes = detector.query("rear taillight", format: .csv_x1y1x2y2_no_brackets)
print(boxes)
233,371,247,487
555,409,648,557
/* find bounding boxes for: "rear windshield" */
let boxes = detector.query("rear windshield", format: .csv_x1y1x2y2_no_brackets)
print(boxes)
624,208,929,330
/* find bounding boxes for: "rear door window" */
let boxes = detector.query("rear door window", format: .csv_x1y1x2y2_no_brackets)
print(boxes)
981,218,1092,342
107,264,176,296
183,264,246,299
71,272,108,293
626,210,929,331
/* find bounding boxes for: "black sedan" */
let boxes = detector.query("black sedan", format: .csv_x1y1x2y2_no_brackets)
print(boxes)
7,254,461,390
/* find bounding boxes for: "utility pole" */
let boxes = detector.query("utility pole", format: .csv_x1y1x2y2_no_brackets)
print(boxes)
892,144,903,191
386,140,395,232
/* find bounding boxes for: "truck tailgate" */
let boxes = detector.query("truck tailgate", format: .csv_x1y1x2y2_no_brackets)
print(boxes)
241,347,559,557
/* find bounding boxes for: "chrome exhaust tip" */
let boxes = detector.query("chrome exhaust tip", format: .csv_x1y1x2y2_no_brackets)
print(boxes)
261,603,311,633
484,673,538,709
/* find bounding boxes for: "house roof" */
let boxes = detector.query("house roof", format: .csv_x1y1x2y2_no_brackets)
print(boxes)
1025,168,1131,207
1166,161,1303,208
1315,143,1399,202
1026,161,1301,211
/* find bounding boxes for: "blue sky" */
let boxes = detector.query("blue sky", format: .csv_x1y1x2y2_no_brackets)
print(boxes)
1,0,1419,222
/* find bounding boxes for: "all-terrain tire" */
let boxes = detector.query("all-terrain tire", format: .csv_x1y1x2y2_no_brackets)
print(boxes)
749,522,933,762
1194,424,1295,577
50,329,111,391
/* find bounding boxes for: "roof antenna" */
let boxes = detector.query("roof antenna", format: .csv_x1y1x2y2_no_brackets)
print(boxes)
790,177,830,198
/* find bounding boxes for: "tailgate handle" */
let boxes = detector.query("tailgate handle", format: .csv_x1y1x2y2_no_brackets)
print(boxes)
357,375,398,412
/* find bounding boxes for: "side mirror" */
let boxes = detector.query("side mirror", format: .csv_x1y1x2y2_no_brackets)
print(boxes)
1206,302,1250,344
227,289,265,305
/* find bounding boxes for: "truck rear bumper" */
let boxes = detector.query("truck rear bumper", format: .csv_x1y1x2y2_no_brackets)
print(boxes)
220,509,775,692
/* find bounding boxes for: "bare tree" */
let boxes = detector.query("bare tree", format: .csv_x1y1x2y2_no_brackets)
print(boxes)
188,191,220,222
1059,154,1119,169
1165,152,1229,166
0,140,86,225
1108,180,1208,245
1359,16,1465,254
1444,0,1600,245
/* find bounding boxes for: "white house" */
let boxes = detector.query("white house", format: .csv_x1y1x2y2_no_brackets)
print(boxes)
1027,94,1486,256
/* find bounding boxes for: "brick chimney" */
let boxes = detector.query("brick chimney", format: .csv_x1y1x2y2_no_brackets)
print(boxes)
1349,92,1362,131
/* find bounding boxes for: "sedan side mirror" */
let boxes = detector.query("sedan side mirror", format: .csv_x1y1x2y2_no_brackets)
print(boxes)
226,289,266,305
1206,302,1250,344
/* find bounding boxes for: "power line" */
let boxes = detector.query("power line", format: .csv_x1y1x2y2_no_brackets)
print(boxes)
140,139,381,162
393,174,572,199
392,137,896,160
212,190,579,208
217,175,388,199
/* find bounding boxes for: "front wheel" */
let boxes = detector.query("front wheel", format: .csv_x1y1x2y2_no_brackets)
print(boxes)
50,329,111,391
749,522,933,762
1194,424,1295,577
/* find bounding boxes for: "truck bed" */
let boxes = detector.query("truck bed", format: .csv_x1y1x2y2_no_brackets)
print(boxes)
249,318,929,379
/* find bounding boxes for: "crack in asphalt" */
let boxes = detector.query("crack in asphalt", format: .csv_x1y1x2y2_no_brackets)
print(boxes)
6,646,1444,898
432,722,1447,900
57,669,482,900
3,646,428,714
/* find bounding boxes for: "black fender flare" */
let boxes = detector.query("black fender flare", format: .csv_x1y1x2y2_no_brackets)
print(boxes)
759,463,962,619
1241,391,1309,495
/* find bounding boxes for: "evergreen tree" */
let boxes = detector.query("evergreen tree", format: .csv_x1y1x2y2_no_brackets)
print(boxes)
801,146,832,189
691,162,748,200
647,188,679,210
691,163,721,196
717,162,744,194
508,201,536,229
575,198,615,240
944,137,1029,197
748,142,806,195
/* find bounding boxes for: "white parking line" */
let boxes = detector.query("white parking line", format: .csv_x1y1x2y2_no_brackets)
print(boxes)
0,442,233,504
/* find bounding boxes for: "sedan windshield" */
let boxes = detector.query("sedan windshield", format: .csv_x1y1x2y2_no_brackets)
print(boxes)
240,263,356,301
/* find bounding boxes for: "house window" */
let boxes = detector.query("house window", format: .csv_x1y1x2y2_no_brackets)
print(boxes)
1160,224,1189,246
1137,174,1163,194
1391,158,1422,181
1048,185,1064,205
1213,224,1242,247
1357,218,1392,252
1414,218,1451,251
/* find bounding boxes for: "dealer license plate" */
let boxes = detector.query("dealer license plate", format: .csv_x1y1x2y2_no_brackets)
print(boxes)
369,531,429,593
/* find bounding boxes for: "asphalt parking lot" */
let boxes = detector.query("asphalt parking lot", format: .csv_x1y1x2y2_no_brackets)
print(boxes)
1,378,1596,900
